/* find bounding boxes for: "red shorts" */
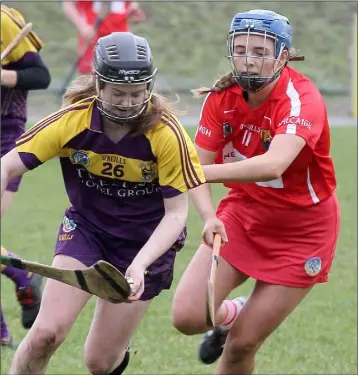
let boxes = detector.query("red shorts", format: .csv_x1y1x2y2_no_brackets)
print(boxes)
216,190,340,287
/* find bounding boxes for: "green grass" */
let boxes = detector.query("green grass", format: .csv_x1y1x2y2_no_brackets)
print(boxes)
1,127,357,374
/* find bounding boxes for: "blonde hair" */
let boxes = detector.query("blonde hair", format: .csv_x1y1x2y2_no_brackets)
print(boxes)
62,74,178,135
62,75,97,107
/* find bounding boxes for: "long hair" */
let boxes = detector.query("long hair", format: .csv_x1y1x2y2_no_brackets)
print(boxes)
62,75,179,135
62,75,97,106
191,72,237,97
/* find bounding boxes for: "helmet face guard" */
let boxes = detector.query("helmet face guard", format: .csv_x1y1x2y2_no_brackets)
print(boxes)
227,10,292,93
95,69,157,122
94,32,157,123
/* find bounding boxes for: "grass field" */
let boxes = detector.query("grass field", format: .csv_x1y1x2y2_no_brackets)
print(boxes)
1,127,357,375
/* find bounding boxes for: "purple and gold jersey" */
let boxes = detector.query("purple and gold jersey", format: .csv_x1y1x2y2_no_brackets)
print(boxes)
1,6,43,127
16,98,206,241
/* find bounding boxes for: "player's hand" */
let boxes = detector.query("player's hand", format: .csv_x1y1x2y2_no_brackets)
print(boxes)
124,262,145,302
128,3,146,23
79,23,96,42
1,69,8,85
1,70,16,88
128,1,139,12
202,216,228,247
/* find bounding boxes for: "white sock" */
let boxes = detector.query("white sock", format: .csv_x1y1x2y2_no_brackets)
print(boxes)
219,297,246,330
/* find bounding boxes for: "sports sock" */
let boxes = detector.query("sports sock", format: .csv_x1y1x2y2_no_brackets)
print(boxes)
109,350,130,375
217,298,245,330
1,247,32,288
1,308,11,340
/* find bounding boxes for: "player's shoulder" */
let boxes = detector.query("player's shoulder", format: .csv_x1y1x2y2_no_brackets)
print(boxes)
146,109,190,146
283,66,324,103
204,85,241,101
1,5,28,27
149,111,183,136
200,83,243,112
1,6,18,30
33,97,95,133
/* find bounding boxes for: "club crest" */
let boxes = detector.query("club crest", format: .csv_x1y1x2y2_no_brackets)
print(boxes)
62,216,77,233
138,161,158,183
70,150,90,167
260,129,272,150
223,122,233,138
304,257,322,277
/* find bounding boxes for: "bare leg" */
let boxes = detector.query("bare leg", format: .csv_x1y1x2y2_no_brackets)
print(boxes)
172,244,249,334
9,255,93,375
216,281,312,375
84,299,151,374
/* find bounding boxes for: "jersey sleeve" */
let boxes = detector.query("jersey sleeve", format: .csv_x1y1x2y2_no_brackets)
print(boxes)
153,116,206,198
194,92,224,152
1,11,37,65
15,105,87,170
274,90,327,149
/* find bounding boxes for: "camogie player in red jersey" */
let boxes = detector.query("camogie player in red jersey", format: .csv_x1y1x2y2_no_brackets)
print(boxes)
63,1,146,74
172,9,340,374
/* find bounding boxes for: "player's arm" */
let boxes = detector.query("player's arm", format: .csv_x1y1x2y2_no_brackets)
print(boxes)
204,98,323,183
62,1,95,41
1,13,51,90
130,192,189,271
127,1,146,23
62,2,89,32
5,112,74,183
189,93,223,220
62,1,110,38
188,146,228,245
130,118,206,270
204,135,306,183
2,111,79,198
1,54,51,90
1,149,29,198
189,148,216,222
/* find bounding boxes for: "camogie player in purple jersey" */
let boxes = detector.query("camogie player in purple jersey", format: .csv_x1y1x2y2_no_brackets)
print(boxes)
1,5,51,346
1,31,206,375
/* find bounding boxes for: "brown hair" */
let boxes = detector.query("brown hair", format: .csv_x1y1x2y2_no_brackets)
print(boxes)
62,75,179,135
191,72,237,97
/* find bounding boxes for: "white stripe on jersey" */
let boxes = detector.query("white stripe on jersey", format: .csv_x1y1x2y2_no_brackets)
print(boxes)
285,79,301,135
306,167,320,204
285,79,320,203
199,92,212,122
195,92,212,140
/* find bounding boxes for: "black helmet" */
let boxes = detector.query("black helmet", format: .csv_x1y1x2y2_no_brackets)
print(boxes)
94,32,157,122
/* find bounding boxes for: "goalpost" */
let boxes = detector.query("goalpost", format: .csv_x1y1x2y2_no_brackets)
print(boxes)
352,12,357,119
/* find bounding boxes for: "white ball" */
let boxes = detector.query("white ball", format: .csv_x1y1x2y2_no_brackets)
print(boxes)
125,276,134,295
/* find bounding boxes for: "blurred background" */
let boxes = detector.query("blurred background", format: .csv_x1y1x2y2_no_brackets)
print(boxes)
3,0,358,125
1,3,357,373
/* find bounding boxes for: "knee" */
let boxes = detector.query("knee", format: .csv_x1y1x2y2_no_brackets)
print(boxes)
28,326,66,355
85,356,111,375
171,300,206,335
84,348,119,375
225,337,260,363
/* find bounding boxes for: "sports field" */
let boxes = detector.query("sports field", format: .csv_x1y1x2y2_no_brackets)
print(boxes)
1,126,357,374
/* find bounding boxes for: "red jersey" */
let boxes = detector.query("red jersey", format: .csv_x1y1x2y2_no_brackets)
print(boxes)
76,1,131,36
195,66,337,208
